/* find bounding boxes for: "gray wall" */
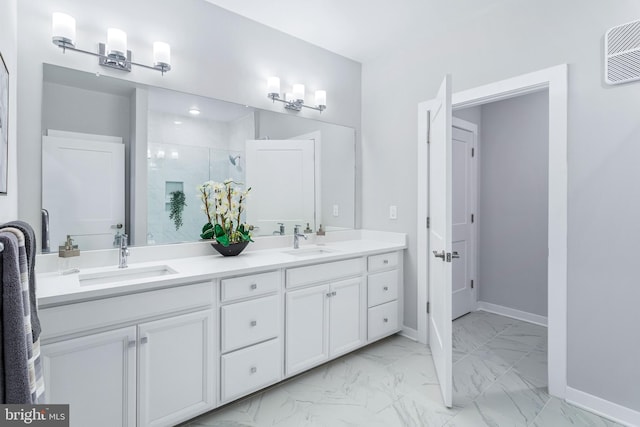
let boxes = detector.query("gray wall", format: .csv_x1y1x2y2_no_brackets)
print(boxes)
477,91,549,317
0,0,17,223
362,0,640,412
17,0,361,241
42,82,132,141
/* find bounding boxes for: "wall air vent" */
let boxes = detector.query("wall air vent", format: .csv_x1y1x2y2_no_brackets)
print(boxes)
605,19,640,85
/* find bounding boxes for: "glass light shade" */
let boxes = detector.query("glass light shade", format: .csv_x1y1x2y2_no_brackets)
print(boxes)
315,90,327,107
52,13,76,47
106,28,127,59
156,150,165,159
284,93,295,102
267,76,280,96
293,84,305,102
153,42,171,70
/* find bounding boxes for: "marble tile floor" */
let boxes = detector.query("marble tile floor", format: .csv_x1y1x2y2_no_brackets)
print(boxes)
182,311,622,427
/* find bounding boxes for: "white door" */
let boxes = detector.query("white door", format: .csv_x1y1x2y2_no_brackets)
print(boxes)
245,140,315,236
42,132,125,250
42,327,137,427
285,284,330,376
329,277,365,357
138,310,215,427
452,119,477,319
428,75,454,407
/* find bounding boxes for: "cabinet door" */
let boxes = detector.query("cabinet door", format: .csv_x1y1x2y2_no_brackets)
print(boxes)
329,277,365,357
138,310,215,427
42,326,136,427
285,284,330,376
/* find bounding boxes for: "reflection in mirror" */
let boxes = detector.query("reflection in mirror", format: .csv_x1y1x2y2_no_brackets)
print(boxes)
41,64,355,250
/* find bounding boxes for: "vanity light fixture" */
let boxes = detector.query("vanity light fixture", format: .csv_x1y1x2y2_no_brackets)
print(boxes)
51,12,172,75
266,76,327,113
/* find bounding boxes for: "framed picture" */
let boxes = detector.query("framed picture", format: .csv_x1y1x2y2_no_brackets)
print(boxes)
0,52,8,194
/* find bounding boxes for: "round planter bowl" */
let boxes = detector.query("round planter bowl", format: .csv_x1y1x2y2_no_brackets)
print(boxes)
210,240,249,257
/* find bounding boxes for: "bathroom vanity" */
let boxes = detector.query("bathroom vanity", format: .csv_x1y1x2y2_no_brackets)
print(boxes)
36,231,406,427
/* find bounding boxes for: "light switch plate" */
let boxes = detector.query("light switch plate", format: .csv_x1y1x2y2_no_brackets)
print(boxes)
333,205,339,217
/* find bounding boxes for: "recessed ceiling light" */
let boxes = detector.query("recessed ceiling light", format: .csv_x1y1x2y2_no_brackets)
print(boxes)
174,120,182,125
189,108,200,115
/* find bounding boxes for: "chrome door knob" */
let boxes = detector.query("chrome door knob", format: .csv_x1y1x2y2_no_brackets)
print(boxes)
432,250,445,260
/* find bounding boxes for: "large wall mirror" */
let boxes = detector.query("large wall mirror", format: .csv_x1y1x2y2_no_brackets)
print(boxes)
41,64,356,251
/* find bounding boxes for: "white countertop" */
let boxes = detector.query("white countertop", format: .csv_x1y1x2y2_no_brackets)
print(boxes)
37,231,406,307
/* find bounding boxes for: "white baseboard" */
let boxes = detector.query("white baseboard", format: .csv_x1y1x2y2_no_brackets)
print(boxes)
566,386,640,427
477,301,548,326
399,326,418,341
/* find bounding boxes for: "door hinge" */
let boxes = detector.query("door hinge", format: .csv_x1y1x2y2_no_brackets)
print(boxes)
427,301,430,314
427,217,430,228
471,279,474,289
471,213,474,223
472,147,475,157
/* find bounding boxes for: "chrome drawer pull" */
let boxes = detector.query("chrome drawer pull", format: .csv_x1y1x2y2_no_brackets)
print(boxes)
250,283,258,290
250,366,257,374
383,318,389,323
383,286,389,291
128,340,136,348
332,291,337,296
140,336,149,344
383,259,389,264
250,320,257,327
326,292,332,298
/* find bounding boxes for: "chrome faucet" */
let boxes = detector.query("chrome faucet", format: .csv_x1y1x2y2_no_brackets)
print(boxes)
273,223,285,235
293,225,307,249
118,233,129,268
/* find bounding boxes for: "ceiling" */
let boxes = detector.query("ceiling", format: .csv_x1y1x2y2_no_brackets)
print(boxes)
203,0,436,63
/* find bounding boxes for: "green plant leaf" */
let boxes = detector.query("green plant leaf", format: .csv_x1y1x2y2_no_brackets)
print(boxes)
200,227,214,240
202,222,213,234
214,224,230,246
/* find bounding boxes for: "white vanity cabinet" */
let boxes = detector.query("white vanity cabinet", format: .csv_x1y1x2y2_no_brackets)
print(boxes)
367,252,403,341
137,310,215,427
42,326,137,427
40,282,216,427
285,259,366,376
219,271,282,403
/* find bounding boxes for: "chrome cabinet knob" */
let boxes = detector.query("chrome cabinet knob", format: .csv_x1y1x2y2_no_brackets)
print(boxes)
250,283,258,290
250,320,257,327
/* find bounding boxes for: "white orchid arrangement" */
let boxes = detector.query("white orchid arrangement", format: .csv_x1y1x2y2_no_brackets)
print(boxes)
198,179,252,246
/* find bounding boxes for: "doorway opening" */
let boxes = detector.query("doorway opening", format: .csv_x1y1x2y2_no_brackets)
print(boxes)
416,64,568,403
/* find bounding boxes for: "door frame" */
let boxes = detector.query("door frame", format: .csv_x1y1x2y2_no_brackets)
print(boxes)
417,64,568,398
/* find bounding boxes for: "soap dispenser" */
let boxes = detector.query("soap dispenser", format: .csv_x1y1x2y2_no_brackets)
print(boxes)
58,235,80,273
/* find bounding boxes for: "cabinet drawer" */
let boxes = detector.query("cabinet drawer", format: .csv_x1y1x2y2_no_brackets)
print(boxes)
367,270,399,307
368,301,399,341
367,252,399,272
221,271,279,302
286,258,363,289
221,338,281,402
221,295,279,353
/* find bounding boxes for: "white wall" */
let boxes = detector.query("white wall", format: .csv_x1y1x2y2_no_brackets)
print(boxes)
0,0,18,223
17,0,361,239
477,91,549,317
362,0,640,413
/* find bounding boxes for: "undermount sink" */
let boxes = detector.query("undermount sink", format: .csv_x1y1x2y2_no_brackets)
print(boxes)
78,265,178,286
283,247,338,257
